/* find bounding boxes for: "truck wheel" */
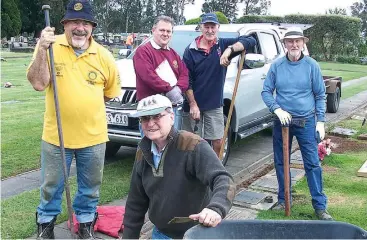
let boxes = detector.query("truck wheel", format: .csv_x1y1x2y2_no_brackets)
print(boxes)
327,87,340,113
105,142,121,158
221,115,232,166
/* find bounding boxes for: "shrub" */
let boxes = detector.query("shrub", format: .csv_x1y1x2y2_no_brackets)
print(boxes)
185,18,200,25
335,55,360,64
358,43,367,56
215,11,229,24
237,15,283,23
185,11,229,25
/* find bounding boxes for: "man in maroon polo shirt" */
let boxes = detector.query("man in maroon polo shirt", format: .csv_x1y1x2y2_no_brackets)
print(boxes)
133,15,189,130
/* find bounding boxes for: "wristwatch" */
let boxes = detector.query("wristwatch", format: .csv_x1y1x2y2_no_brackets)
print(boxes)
228,45,234,54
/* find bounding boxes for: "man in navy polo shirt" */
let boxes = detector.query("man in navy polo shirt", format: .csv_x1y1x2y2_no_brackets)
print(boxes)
182,13,256,158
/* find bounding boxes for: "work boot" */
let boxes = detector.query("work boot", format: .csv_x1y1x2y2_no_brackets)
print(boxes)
77,213,98,239
315,210,333,220
271,202,286,210
36,213,56,239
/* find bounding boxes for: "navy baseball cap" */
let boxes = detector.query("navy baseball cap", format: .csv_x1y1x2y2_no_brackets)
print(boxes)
61,0,97,27
201,13,219,24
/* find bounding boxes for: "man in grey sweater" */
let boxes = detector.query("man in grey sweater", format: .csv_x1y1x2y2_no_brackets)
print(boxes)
123,94,235,239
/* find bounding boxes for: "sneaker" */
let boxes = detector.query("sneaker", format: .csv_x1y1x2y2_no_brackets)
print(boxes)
315,210,333,220
272,202,286,210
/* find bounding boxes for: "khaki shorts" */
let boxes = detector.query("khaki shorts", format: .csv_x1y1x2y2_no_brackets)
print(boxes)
182,107,224,140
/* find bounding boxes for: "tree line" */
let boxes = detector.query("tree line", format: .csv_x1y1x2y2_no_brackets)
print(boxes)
2,0,367,45
2,0,271,38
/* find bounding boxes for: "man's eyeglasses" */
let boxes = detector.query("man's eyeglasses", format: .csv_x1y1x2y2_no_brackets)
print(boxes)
139,113,168,123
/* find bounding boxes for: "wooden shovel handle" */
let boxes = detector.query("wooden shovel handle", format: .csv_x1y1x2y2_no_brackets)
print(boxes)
282,126,291,216
219,50,246,161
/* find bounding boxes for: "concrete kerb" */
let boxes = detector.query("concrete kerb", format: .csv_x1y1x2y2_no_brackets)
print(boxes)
327,92,367,126
233,140,299,186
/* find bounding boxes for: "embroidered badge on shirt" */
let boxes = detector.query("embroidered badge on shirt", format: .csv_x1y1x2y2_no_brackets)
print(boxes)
172,60,178,69
74,3,83,11
217,47,222,57
86,71,97,85
55,63,64,77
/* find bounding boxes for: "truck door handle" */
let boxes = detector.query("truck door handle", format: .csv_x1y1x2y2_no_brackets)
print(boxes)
261,75,266,80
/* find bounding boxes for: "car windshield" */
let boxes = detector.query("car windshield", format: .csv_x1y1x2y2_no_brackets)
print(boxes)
127,30,239,59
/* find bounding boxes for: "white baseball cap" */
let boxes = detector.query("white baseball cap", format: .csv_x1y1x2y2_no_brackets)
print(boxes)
131,94,172,118
281,27,309,43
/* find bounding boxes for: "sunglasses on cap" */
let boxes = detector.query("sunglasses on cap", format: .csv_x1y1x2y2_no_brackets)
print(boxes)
139,113,169,123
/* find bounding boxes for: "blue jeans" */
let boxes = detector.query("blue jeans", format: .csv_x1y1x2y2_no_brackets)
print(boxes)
139,106,183,137
152,226,172,239
37,141,106,224
273,116,327,210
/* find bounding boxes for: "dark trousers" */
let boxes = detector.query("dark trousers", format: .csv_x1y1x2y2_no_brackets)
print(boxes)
272,116,327,210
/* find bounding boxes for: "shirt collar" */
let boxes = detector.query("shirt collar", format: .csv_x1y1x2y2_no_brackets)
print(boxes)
189,35,218,50
286,51,304,62
150,39,170,50
139,127,178,153
151,141,166,155
58,34,98,54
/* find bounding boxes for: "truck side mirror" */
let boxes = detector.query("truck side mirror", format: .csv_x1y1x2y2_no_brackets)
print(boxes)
243,54,266,69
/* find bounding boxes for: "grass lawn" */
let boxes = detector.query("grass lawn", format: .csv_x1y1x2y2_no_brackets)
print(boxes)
0,158,134,239
341,79,367,99
319,62,367,82
257,148,367,230
1,52,46,178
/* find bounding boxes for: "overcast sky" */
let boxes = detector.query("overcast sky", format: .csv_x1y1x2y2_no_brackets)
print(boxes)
184,0,357,20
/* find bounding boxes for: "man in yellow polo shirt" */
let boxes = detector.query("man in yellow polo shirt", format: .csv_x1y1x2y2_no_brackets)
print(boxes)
26,0,120,238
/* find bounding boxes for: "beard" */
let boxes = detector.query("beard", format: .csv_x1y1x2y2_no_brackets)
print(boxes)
288,49,301,58
69,29,89,49
71,38,87,48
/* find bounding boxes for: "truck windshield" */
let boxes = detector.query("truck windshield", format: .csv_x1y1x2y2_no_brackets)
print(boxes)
127,30,238,59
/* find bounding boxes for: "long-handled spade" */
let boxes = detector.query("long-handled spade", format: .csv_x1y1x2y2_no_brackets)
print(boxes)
282,125,291,216
219,50,246,163
42,5,75,236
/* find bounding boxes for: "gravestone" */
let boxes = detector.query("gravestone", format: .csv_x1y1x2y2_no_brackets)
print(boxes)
290,150,304,165
290,168,305,181
233,189,277,211
234,189,267,205
357,160,367,178
330,127,357,138
351,115,365,121
249,176,280,193
357,134,367,140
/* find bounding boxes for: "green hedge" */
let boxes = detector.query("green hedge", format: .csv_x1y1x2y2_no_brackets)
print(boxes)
237,14,362,61
237,15,283,23
336,55,360,64
185,11,229,25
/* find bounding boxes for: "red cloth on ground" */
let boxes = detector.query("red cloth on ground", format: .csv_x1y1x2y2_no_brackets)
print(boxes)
67,206,125,238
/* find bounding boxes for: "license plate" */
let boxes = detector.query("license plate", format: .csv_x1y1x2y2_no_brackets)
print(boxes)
106,112,128,126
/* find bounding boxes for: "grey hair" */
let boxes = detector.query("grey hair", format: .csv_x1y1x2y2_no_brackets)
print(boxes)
153,16,175,28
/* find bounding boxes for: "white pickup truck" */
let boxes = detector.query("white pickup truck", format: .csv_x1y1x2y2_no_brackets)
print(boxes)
105,23,341,165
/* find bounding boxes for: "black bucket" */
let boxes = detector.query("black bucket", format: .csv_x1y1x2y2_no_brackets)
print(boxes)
183,220,367,239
